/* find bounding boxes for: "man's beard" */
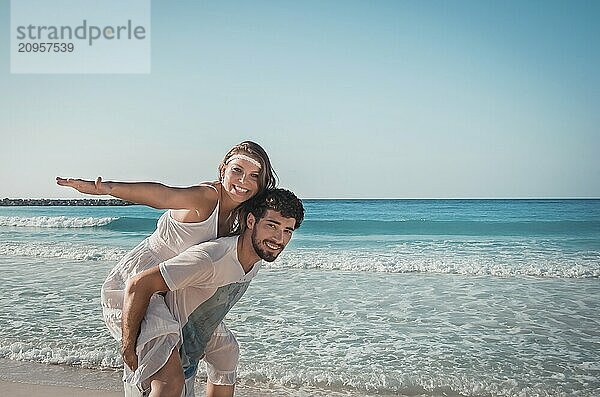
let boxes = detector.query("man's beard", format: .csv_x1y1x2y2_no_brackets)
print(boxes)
251,227,281,262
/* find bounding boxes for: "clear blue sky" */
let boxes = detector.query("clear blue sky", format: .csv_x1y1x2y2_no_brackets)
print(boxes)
1,0,599,198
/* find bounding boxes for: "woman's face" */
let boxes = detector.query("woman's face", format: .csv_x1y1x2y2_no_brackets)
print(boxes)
221,157,261,203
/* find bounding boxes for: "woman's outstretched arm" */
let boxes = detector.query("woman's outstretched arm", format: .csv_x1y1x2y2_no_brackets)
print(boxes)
56,176,216,210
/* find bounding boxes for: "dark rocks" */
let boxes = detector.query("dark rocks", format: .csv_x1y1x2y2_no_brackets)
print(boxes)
0,198,133,206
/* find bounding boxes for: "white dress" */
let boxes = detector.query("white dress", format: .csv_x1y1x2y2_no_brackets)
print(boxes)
100,186,237,388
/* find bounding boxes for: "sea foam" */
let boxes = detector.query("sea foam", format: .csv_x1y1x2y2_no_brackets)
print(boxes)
0,342,121,369
3,342,568,397
2,238,598,278
0,341,574,396
0,216,118,228
0,241,128,261
269,249,600,279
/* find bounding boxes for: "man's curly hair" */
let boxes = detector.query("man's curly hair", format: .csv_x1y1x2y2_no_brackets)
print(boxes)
242,188,304,229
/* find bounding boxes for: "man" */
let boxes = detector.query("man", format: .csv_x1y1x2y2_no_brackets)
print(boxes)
120,188,304,397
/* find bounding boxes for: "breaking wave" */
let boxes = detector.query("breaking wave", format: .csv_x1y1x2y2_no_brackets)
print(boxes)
0,216,157,233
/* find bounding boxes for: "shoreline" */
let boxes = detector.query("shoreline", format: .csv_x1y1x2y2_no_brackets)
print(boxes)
0,359,284,397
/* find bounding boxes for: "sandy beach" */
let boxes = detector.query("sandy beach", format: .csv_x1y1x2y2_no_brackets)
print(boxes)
1,381,122,397
0,358,123,396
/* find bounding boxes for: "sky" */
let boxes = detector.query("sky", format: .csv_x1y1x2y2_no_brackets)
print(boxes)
1,0,599,199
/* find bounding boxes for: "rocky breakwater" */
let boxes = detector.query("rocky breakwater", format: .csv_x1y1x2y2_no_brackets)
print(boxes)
1,198,133,206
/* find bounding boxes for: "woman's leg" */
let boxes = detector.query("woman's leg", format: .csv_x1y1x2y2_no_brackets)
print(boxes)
206,381,234,397
147,348,185,397
203,322,239,397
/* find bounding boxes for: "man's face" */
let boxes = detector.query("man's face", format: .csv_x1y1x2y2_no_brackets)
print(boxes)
249,209,296,262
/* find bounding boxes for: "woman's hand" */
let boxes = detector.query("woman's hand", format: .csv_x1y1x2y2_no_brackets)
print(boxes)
56,176,111,196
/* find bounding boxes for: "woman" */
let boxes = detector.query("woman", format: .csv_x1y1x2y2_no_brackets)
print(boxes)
56,141,276,397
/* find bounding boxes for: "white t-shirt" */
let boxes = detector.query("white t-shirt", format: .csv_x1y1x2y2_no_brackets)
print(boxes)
160,235,260,320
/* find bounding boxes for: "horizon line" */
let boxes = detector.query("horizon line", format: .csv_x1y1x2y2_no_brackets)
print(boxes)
3,196,600,201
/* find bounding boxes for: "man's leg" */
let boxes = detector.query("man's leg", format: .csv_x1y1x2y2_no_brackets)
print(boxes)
203,322,239,397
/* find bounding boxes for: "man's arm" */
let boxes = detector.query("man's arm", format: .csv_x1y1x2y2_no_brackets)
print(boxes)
121,266,169,371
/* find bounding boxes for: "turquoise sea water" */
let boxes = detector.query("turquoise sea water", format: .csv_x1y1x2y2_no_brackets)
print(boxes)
0,199,599,396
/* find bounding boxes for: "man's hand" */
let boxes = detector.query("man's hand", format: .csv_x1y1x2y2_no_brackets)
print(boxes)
121,267,170,373
122,344,138,371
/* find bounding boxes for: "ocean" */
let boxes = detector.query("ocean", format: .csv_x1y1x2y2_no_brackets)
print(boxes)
0,199,599,396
